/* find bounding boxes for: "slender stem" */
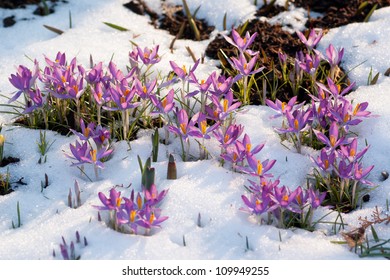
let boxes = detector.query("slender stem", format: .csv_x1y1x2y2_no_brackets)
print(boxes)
97,104,101,126
243,75,248,105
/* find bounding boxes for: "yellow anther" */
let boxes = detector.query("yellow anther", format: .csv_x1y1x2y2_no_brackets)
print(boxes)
330,135,336,147
257,160,263,175
353,103,361,116
200,120,207,135
246,143,251,153
130,210,136,222
223,99,229,112
294,119,299,130
90,149,97,162
137,195,142,209
84,127,90,138
116,198,122,207
180,123,187,135
282,195,289,202
149,212,155,224
324,159,329,170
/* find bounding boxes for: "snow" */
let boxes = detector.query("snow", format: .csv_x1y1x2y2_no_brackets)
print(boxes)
0,0,390,260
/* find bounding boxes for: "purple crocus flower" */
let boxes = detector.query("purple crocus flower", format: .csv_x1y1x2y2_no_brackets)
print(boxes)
238,154,276,178
69,119,96,141
220,142,247,166
266,96,300,119
296,51,321,77
95,188,122,211
169,59,199,80
191,112,220,140
316,78,355,105
168,108,202,141
335,159,353,179
275,108,312,134
271,185,300,213
296,29,323,51
325,44,344,69
116,199,146,234
314,122,348,150
213,124,244,149
92,125,111,147
135,78,157,100
23,88,45,114
338,138,369,164
209,90,241,121
8,62,40,103
150,89,175,115
81,146,113,169
142,205,168,229
307,188,326,209
240,191,271,216
208,72,235,97
137,45,161,65
330,100,363,131
66,140,90,166
312,149,336,172
144,184,168,207
223,29,258,54
353,162,374,186
229,52,264,77
104,84,140,111
241,134,264,158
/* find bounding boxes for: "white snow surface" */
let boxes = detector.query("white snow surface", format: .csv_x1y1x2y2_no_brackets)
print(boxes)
0,0,389,260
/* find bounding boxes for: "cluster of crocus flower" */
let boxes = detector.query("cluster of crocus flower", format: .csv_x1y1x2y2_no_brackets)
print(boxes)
268,29,374,211
222,29,264,105
95,185,168,235
312,123,374,210
241,177,326,229
66,119,113,180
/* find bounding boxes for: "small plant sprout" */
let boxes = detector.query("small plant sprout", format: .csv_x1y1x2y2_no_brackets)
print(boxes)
138,156,155,190
0,169,11,196
68,180,82,209
37,130,55,164
167,154,177,180
151,128,159,162
54,231,88,260
40,173,49,192
12,201,22,229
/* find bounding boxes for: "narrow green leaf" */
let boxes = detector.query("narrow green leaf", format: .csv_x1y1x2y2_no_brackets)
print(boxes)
370,72,380,85
364,4,377,22
357,1,369,14
371,225,380,242
137,155,144,174
69,10,72,29
103,22,129,32
223,12,227,31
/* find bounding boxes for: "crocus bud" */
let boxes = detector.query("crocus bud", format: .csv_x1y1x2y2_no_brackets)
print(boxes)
167,154,177,180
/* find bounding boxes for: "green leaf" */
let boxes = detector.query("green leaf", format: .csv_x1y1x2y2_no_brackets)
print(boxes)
364,4,377,22
223,12,227,31
371,225,380,242
103,22,129,32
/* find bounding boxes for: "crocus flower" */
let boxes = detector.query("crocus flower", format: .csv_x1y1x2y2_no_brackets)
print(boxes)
104,84,140,111
316,78,355,105
240,191,271,216
137,45,161,65
220,142,247,166
223,29,258,54
142,206,168,229
325,44,344,69
208,72,235,97
241,134,264,158
135,78,157,100
66,140,90,166
238,154,276,178
275,108,312,134
296,51,321,77
271,185,301,213
144,184,168,207
92,125,111,147
338,138,369,163
82,146,113,169
209,90,241,121
8,62,40,103
353,162,374,186
95,188,122,212
229,52,264,77
296,29,323,51
191,112,220,140
312,149,336,172
314,121,348,150
307,188,326,209
213,124,244,149
116,199,145,234
168,108,202,141
69,119,96,141
169,59,199,80
329,100,362,131
23,88,45,114
150,89,175,115
266,96,300,119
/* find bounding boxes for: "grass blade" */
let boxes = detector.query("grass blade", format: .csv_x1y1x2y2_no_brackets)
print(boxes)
103,22,129,32
43,25,64,35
